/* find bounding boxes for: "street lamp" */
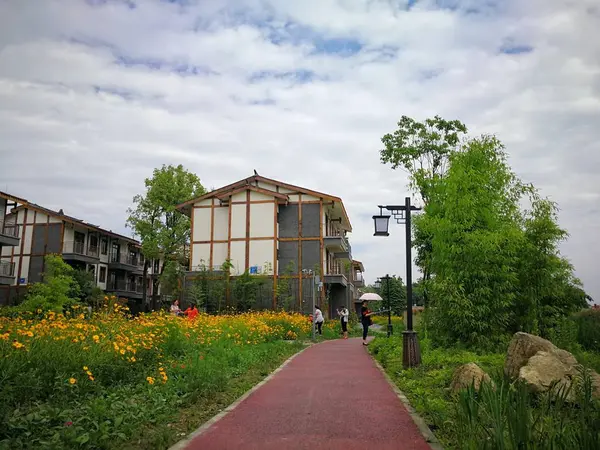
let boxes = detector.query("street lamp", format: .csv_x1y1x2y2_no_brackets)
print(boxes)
372,197,422,369
376,275,393,338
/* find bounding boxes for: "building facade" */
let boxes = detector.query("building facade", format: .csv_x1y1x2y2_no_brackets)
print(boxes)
177,174,365,317
0,191,159,310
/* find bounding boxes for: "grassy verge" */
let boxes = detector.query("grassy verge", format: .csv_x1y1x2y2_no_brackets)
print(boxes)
0,306,312,449
370,336,504,448
370,334,600,449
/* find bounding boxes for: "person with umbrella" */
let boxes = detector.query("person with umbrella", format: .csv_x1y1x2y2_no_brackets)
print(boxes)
359,292,382,345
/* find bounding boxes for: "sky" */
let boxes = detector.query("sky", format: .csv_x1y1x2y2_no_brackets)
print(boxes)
0,0,598,301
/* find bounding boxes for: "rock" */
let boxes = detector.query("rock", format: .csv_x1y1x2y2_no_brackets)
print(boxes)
504,332,557,379
506,332,600,401
518,351,576,399
450,363,492,394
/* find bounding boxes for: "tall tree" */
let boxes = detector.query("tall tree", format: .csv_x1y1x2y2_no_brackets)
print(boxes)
380,115,468,306
127,164,205,310
420,136,528,347
380,115,468,204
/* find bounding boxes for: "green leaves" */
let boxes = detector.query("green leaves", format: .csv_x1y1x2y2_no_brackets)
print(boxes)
380,115,468,203
126,164,205,304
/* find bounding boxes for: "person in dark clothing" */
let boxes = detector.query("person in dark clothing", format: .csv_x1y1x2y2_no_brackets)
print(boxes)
360,300,373,345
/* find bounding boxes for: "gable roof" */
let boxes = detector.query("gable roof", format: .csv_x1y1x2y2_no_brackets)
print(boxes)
177,174,352,231
3,192,139,245
216,184,289,202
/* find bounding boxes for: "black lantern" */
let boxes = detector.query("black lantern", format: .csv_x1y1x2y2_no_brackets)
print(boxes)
372,207,390,236
372,198,422,369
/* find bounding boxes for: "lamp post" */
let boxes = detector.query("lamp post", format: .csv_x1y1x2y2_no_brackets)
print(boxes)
372,197,422,369
376,275,393,337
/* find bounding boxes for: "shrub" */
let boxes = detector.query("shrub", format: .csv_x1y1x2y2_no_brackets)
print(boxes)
574,309,600,351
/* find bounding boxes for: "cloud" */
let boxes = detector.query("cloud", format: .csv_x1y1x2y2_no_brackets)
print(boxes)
0,0,598,301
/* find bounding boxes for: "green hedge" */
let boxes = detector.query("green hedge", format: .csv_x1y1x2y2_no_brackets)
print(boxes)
574,309,600,351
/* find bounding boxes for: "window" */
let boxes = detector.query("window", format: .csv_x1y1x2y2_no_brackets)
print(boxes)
153,259,160,273
99,266,106,283
89,235,98,255
100,237,108,255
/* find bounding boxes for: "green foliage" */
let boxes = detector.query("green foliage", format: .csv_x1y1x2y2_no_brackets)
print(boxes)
455,369,600,449
574,309,600,351
127,164,205,308
275,261,296,311
374,275,406,316
16,255,81,313
380,115,468,203
370,334,600,449
413,135,586,348
71,269,103,308
419,136,526,347
232,271,260,312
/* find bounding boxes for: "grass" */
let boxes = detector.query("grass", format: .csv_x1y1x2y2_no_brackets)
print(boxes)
0,299,319,449
370,332,600,449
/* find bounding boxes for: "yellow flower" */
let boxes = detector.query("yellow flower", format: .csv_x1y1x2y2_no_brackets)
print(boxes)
88,376,95,381
12,341,24,349
69,378,77,385
86,371,92,376
146,376,155,385
83,366,89,371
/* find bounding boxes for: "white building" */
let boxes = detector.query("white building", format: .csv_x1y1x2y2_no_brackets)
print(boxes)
177,173,365,315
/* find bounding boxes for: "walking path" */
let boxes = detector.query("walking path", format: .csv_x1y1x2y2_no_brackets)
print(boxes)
178,338,433,450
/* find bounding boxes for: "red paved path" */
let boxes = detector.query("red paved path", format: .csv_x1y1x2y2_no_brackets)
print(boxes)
183,338,432,450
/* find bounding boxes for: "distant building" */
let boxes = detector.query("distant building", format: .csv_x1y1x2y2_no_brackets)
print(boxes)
0,191,160,311
177,173,364,316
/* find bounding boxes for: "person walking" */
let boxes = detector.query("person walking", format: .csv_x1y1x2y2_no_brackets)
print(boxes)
360,300,373,345
337,306,349,339
314,305,324,336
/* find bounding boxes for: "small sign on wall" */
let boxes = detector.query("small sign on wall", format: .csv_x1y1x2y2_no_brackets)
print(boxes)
19,278,26,284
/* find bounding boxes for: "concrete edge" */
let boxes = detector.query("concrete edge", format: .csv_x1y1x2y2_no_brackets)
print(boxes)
371,357,444,450
168,343,314,450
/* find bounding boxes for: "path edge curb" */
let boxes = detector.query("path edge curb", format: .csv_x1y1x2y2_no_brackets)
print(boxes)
371,357,444,450
168,342,313,450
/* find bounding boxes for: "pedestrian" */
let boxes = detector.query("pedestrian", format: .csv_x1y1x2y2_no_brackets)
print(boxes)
184,303,199,320
314,305,324,335
361,300,373,346
337,306,349,339
170,299,182,317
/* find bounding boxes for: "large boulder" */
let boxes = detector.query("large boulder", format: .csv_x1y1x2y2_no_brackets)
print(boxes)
504,332,558,379
450,363,492,394
505,332,600,401
519,351,577,399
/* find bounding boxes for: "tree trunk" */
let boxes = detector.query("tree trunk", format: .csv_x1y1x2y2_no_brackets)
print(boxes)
151,259,165,311
142,260,149,311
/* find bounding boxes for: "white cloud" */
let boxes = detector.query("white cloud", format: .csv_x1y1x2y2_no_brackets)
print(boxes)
0,0,598,301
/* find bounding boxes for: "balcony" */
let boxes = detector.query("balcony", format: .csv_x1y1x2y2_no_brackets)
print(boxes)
323,265,348,287
108,252,143,273
0,218,20,247
353,272,365,288
324,233,351,260
62,241,100,265
106,279,143,299
0,260,15,285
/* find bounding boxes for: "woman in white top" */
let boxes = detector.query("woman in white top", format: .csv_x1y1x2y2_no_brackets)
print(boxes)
314,306,324,335
170,299,181,316
337,307,349,339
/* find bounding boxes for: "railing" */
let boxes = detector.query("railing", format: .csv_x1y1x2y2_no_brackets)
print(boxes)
107,279,143,293
63,241,99,258
109,252,143,267
0,218,19,238
354,272,364,283
325,232,350,251
0,260,15,277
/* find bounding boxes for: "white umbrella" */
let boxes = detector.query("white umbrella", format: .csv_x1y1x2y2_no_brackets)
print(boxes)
359,292,383,301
